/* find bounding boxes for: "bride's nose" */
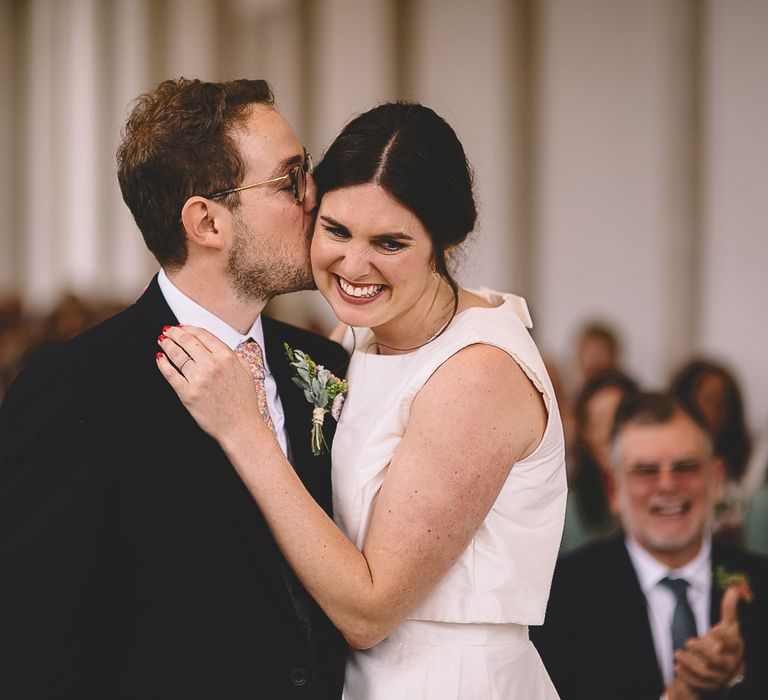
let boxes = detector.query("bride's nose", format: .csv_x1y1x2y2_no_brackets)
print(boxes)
338,244,372,281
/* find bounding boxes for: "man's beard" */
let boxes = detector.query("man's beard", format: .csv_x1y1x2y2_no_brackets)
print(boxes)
226,217,315,303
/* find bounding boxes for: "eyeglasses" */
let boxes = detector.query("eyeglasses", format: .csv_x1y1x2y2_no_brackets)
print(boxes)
207,150,313,204
626,459,704,480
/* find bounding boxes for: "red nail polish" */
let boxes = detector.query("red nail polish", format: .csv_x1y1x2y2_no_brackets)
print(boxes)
162,325,171,332
158,334,167,341
155,352,163,360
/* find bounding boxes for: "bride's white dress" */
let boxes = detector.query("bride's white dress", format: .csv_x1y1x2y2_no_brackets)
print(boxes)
332,290,567,699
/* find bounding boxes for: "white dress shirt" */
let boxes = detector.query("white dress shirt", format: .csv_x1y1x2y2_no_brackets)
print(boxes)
625,535,712,688
157,269,288,456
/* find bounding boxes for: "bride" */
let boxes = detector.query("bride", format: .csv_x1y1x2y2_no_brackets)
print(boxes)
157,102,566,699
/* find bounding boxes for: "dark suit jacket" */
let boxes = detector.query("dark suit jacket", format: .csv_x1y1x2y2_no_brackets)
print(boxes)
0,277,349,699
531,533,768,700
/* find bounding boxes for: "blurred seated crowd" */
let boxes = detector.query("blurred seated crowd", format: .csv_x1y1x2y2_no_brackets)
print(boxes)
2,294,767,696
554,323,768,559
540,324,768,698
0,293,127,404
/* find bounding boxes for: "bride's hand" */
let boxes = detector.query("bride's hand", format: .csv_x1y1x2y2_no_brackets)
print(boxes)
155,325,269,444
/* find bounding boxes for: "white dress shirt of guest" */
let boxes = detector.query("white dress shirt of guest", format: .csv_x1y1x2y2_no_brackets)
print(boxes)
626,534,712,687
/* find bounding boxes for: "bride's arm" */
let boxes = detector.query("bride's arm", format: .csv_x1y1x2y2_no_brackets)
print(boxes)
157,325,546,649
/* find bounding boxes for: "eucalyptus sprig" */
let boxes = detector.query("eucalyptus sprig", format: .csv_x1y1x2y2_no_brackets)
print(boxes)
285,343,349,456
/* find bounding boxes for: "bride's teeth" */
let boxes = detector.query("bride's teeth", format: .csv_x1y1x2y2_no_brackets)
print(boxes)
339,277,382,298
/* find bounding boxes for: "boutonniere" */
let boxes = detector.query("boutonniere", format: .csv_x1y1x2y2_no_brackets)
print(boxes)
714,566,753,601
285,343,349,456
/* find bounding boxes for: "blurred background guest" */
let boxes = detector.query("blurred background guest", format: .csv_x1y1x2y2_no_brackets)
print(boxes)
560,369,638,553
533,392,768,700
0,292,118,404
574,321,623,392
670,359,757,546
745,467,768,557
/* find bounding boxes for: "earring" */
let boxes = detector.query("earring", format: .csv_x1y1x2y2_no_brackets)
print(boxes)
432,271,439,280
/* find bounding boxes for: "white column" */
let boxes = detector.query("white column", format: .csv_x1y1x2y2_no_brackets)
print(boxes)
236,0,304,136
0,0,13,294
110,0,158,300
700,0,768,431
22,0,58,311
408,0,518,293
59,0,101,297
534,0,695,387
311,0,397,153
164,0,219,80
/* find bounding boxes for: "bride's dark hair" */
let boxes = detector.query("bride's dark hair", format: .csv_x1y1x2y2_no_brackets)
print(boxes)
312,102,477,311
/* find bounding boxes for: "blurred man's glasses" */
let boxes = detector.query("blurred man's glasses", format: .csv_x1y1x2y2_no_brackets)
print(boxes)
207,150,313,205
626,459,704,481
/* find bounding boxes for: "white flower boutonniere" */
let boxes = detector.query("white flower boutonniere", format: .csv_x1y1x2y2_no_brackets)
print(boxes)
285,343,349,456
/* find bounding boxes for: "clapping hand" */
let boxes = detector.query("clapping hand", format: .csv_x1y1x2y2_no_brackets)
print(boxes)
667,584,751,699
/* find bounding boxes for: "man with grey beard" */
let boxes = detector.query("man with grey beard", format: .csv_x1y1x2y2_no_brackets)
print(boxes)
0,78,347,699
531,392,768,699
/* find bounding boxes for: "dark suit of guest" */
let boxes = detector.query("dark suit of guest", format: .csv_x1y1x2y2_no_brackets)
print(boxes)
0,277,348,700
531,534,768,700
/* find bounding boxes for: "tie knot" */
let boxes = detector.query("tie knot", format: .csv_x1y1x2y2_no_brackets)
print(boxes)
660,576,690,599
236,337,260,353
236,338,265,364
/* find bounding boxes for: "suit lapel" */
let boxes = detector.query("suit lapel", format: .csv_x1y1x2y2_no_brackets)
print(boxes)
262,317,335,516
263,321,318,478
710,541,731,626
604,536,666,693
129,278,284,564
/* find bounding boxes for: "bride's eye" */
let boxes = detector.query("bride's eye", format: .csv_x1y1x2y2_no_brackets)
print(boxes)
376,238,407,253
323,225,350,239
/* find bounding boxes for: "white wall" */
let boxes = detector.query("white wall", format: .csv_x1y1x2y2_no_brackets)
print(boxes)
0,0,13,294
1,0,767,433
700,0,768,431
409,0,519,292
535,0,694,388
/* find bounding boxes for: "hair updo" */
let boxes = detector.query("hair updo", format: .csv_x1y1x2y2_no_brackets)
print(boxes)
312,102,477,300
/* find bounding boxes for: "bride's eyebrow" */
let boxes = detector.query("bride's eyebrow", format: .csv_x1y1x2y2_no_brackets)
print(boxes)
320,215,414,241
320,215,349,233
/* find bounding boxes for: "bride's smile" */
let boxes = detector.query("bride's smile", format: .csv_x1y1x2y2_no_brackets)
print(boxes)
311,183,454,351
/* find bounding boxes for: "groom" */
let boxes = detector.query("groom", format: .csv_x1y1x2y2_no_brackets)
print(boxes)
0,79,347,699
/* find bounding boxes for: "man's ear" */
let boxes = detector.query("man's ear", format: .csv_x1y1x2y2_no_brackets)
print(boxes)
180,196,227,251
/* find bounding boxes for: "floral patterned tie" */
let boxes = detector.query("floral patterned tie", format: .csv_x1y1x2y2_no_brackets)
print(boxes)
235,339,275,434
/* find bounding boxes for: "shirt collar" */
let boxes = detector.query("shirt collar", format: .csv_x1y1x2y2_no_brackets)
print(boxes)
157,268,268,362
625,534,712,596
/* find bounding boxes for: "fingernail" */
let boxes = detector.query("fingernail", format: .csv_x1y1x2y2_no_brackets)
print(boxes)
158,334,167,341
162,325,171,332
155,352,163,360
